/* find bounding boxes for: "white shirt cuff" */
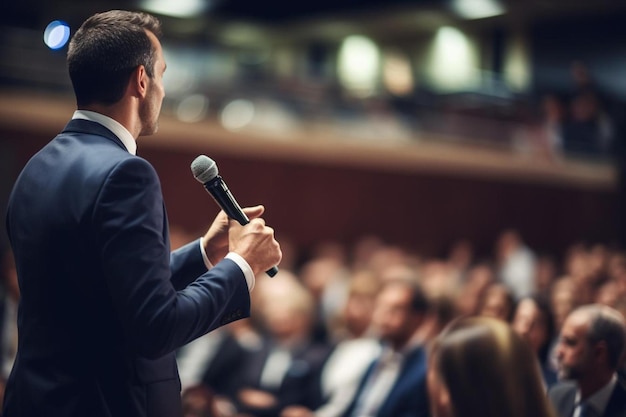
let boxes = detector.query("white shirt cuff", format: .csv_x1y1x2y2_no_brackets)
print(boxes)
199,238,255,292
225,252,255,292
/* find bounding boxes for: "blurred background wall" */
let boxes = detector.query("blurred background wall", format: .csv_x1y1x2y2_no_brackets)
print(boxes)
0,0,624,261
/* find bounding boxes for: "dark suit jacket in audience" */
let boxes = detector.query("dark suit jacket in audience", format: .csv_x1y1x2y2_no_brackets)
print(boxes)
342,344,429,417
548,377,626,417
234,336,333,417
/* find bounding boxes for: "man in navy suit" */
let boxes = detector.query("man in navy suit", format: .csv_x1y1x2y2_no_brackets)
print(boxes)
3,10,281,417
549,304,626,417
340,279,430,417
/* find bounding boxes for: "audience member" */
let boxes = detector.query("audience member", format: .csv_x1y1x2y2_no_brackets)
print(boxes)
445,239,474,282
177,318,263,411
234,272,333,417
512,295,558,387
562,62,614,158
551,277,580,331
340,278,430,417
299,255,350,344
280,271,382,417
496,229,537,299
427,316,557,417
478,283,516,322
549,304,626,417
539,93,567,158
416,294,458,344
456,261,495,316
535,255,559,298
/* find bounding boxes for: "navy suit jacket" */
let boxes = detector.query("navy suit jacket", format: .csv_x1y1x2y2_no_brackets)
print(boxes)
548,377,626,417
4,119,251,417
342,344,429,417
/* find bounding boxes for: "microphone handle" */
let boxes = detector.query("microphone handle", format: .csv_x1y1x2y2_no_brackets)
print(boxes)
203,176,278,277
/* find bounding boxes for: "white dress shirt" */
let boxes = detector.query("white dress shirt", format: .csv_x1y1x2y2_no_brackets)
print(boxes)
350,344,406,417
71,110,255,291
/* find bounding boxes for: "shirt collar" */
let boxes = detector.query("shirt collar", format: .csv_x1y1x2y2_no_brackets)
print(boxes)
72,110,137,155
576,374,618,416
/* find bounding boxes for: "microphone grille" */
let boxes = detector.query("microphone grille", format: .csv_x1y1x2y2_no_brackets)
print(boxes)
191,155,219,183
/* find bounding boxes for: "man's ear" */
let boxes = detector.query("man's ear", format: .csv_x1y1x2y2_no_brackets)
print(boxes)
130,65,148,99
593,340,608,365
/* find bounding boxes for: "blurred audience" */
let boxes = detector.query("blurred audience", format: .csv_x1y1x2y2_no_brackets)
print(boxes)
2,221,626,417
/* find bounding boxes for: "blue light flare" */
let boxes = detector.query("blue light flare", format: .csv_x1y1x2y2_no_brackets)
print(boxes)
44,21,70,50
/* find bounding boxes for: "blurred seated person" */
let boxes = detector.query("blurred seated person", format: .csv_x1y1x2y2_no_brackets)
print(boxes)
478,283,516,322
338,278,431,417
427,316,557,417
496,229,537,300
176,318,262,414
551,277,579,332
562,91,613,158
549,304,626,417
299,253,350,344
233,272,333,417
281,270,382,417
456,261,495,317
415,294,458,344
511,295,558,388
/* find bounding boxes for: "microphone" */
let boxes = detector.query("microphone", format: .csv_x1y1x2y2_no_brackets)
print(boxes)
191,155,278,277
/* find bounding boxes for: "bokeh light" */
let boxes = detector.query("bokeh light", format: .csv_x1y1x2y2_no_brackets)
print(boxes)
43,21,70,50
221,99,255,131
176,94,209,123
337,35,380,97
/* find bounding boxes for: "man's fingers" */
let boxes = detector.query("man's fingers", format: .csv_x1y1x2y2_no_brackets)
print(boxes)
242,205,265,220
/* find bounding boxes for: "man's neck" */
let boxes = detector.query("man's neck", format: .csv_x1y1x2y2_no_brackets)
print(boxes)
80,101,140,138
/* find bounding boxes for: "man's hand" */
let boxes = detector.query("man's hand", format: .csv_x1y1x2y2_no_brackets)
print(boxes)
229,217,282,277
202,205,265,265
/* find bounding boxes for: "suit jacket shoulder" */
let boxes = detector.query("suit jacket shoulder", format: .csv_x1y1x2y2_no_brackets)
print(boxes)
548,381,577,417
605,377,626,417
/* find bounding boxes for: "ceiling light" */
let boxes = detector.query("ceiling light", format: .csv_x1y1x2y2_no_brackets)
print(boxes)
140,0,209,18
451,0,505,20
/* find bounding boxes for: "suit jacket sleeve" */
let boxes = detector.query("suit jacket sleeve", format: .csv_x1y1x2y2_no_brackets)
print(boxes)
169,239,209,291
93,156,250,359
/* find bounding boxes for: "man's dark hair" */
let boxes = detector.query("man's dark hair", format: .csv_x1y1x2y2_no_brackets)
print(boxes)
584,305,626,369
384,278,429,314
67,10,162,107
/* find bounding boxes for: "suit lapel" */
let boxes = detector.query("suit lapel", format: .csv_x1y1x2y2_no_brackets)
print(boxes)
562,388,577,417
377,345,426,417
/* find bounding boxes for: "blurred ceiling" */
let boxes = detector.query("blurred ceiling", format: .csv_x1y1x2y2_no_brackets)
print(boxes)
3,0,626,31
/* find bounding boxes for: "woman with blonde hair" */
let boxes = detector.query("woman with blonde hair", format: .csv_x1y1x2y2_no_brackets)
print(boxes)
427,317,557,417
